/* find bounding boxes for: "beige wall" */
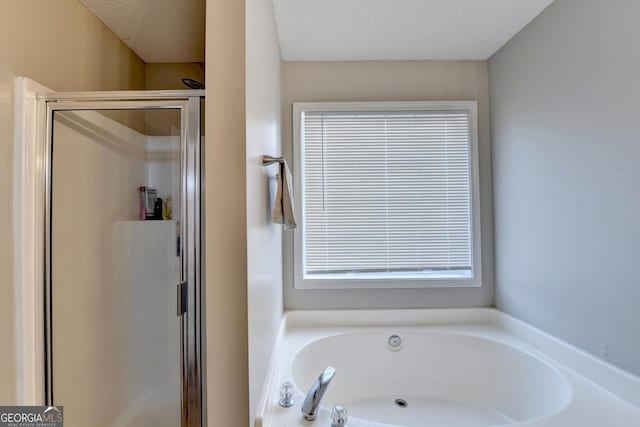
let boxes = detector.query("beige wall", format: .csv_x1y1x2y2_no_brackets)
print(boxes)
145,63,205,90
245,0,283,423
143,63,205,135
281,61,494,309
0,0,145,404
205,0,249,426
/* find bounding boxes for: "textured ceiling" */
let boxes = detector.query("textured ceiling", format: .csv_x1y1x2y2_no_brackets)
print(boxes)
79,0,204,63
273,0,555,61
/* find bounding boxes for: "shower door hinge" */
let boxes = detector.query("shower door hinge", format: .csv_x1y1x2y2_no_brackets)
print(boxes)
177,281,188,316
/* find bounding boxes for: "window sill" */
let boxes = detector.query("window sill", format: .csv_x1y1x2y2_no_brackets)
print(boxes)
295,276,482,290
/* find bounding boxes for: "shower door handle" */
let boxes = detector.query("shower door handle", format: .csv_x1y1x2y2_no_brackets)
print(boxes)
177,281,188,316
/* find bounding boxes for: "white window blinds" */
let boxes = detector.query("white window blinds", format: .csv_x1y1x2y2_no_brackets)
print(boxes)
302,109,473,279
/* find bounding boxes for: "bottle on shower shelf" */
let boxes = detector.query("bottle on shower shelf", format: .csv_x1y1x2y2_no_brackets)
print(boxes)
163,195,173,220
138,186,147,220
153,198,163,220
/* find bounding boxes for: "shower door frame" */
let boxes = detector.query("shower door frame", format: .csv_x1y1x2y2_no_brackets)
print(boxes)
40,90,205,427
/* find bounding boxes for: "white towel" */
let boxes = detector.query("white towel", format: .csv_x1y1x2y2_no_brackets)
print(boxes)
273,160,297,229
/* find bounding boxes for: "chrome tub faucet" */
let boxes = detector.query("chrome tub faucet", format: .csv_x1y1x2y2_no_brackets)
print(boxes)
301,367,336,421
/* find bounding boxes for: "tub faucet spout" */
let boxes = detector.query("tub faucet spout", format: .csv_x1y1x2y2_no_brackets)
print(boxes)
301,367,336,421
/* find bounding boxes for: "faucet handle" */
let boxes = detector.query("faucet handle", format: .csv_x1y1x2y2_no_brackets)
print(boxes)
331,405,348,427
278,381,295,407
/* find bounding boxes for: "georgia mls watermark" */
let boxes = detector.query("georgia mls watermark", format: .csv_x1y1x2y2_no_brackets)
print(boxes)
0,406,63,427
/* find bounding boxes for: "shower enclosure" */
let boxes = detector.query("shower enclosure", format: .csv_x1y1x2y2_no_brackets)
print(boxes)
29,89,204,427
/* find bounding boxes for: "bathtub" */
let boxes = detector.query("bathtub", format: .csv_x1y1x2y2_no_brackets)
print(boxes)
255,309,640,427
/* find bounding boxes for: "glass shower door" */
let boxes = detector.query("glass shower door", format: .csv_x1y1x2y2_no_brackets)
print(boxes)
45,98,202,427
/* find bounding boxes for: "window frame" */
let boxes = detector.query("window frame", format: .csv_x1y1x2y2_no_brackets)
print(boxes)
292,101,482,290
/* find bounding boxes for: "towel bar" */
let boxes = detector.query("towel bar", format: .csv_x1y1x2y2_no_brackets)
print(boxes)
262,155,284,166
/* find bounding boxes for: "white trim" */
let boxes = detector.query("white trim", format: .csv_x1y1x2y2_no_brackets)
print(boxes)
292,101,482,290
14,77,49,404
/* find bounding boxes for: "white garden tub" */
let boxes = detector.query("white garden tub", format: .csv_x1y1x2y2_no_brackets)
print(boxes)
256,309,640,427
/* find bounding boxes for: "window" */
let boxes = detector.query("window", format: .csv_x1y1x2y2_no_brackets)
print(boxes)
293,101,481,289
